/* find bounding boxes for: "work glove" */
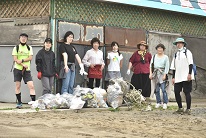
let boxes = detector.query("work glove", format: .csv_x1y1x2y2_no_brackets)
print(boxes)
79,63,88,76
126,69,130,75
37,72,42,80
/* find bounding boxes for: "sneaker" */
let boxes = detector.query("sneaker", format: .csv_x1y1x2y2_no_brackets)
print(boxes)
155,103,161,108
163,103,167,110
184,109,191,115
173,108,184,114
16,103,22,109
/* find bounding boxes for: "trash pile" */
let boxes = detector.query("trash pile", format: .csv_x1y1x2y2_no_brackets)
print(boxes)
29,78,146,110
29,86,108,110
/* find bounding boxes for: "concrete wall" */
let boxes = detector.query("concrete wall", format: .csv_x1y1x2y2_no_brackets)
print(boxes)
0,46,43,103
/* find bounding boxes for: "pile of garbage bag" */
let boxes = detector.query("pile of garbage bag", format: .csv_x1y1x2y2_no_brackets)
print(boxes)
30,86,108,110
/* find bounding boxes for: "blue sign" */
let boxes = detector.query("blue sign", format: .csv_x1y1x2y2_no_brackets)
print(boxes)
102,0,206,17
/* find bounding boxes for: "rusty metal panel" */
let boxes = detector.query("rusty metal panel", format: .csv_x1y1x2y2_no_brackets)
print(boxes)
105,26,146,47
125,28,146,47
58,21,104,46
105,26,125,46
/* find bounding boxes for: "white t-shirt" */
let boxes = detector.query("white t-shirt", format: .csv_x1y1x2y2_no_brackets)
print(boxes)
170,47,194,83
107,52,123,71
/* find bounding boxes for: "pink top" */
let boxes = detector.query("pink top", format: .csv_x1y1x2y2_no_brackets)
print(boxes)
129,51,152,74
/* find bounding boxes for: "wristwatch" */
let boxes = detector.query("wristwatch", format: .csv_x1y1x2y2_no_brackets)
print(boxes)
22,59,24,63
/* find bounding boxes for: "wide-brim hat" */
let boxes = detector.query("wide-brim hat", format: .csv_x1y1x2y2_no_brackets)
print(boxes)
137,41,148,49
173,38,187,46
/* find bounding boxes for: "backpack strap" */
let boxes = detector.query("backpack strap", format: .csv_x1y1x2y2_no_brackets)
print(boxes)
16,44,30,53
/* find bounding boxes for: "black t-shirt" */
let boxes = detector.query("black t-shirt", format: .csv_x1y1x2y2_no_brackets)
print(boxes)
59,43,77,63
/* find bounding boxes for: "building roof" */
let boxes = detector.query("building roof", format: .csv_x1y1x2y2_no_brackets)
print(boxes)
101,0,206,17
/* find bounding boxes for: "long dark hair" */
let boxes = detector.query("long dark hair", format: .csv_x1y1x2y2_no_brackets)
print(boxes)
111,41,121,56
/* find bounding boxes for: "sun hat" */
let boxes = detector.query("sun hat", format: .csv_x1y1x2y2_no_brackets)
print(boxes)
173,38,187,46
137,41,148,49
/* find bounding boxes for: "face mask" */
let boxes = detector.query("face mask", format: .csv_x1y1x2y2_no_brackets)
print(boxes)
113,50,118,52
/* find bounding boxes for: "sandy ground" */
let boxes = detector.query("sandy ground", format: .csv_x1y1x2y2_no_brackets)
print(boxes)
0,100,205,138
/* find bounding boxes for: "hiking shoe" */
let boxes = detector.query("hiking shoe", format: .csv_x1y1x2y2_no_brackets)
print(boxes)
184,109,191,115
163,103,167,110
173,108,184,114
16,103,22,109
155,103,161,109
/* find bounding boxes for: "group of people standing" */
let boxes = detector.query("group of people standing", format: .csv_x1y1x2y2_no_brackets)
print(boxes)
12,32,194,115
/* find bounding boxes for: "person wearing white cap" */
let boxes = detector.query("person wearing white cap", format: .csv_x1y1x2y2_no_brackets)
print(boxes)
170,37,194,115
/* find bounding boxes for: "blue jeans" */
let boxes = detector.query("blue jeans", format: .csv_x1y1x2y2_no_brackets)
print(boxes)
155,82,168,104
61,70,75,94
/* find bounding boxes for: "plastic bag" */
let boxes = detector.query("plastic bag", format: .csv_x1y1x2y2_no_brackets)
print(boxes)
70,96,85,110
93,88,108,108
107,82,123,109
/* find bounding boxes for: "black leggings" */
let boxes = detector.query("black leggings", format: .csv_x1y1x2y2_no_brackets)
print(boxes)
174,81,192,109
88,78,101,89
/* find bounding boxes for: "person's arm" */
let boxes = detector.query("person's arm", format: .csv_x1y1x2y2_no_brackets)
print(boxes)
62,52,69,73
82,51,92,67
35,51,42,72
120,59,123,68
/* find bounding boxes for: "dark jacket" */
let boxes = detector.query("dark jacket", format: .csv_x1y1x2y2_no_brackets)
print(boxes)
35,48,56,77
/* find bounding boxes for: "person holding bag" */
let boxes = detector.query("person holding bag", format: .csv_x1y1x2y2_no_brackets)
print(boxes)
82,37,105,89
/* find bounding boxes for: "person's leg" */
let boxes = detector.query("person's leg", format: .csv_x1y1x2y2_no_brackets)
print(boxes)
13,69,23,108
95,79,101,88
131,74,141,90
88,78,94,89
27,81,36,101
174,82,183,108
61,70,71,94
183,81,192,110
68,70,75,94
161,82,168,104
155,84,161,104
15,81,22,104
49,76,54,94
41,77,51,95
23,71,35,101
142,74,151,98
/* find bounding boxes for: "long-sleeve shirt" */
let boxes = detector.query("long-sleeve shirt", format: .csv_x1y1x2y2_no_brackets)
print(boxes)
150,54,169,74
82,48,105,67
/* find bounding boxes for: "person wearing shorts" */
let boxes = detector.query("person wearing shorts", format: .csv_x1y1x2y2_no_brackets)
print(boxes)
12,33,36,108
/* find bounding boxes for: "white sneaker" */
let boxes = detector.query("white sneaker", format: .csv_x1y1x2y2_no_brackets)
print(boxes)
163,103,167,109
155,103,161,108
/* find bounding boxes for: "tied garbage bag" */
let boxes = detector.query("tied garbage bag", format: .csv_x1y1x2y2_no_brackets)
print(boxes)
70,96,85,110
107,82,123,109
93,88,108,108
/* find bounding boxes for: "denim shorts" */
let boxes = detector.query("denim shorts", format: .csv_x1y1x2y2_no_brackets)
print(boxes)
13,68,32,84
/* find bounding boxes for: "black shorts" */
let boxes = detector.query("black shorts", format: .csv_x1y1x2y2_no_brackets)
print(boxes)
13,68,33,84
174,81,192,94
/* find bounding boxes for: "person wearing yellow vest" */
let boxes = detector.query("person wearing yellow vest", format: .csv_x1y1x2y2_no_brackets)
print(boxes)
12,33,36,108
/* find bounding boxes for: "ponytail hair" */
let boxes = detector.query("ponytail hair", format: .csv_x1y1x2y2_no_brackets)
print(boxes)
111,41,121,56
